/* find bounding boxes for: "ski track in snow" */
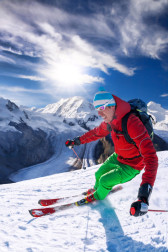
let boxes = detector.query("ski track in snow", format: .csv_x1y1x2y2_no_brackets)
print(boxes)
0,151,168,252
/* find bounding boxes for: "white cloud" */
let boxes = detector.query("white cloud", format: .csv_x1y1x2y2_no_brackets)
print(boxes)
0,85,50,107
160,94,168,97
0,1,135,86
0,0,167,104
117,0,168,58
0,85,46,94
0,45,23,56
0,55,15,64
13,75,46,82
36,34,134,90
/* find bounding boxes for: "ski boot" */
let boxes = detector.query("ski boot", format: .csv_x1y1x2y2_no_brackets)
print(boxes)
83,188,95,196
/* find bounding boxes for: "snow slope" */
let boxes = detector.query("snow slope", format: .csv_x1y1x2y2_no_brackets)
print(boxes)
0,151,168,252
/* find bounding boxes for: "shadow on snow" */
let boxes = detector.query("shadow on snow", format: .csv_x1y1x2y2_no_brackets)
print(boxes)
87,199,167,252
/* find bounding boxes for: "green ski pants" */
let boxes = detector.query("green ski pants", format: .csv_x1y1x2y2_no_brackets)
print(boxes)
93,152,140,200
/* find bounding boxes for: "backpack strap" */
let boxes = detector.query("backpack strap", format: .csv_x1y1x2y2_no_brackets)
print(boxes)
108,110,139,146
107,123,112,132
122,111,136,145
108,112,142,160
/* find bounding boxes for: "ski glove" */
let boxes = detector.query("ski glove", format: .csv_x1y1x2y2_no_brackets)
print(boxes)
65,137,81,148
130,200,148,217
130,183,152,217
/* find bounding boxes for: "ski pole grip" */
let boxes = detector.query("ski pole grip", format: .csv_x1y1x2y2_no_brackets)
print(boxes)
65,140,74,148
130,207,136,216
65,140,69,146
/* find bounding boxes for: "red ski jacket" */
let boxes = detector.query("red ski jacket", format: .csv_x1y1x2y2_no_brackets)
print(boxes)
80,95,158,187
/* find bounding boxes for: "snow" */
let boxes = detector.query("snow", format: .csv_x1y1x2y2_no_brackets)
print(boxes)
0,151,168,252
0,96,168,251
37,96,96,118
10,135,98,181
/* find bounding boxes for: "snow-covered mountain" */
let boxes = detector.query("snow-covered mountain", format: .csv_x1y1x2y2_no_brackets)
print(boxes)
0,97,29,131
0,96,168,184
0,98,57,184
37,96,99,130
38,96,95,116
0,96,101,183
0,151,168,252
148,101,168,143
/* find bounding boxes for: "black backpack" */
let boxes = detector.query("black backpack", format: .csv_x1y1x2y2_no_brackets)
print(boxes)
115,99,154,145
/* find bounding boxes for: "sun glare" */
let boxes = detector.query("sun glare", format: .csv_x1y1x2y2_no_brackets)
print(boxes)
43,58,102,92
56,63,84,87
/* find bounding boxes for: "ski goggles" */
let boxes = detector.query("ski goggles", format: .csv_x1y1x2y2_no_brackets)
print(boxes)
96,99,115,111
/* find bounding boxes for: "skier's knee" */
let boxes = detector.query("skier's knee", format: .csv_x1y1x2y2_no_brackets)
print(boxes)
99,174,112,189
95,179,110,200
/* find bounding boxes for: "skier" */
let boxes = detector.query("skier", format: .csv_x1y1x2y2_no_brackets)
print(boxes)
65,88,158,217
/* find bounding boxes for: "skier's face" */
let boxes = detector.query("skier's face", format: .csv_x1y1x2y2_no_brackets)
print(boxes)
98,106,115,123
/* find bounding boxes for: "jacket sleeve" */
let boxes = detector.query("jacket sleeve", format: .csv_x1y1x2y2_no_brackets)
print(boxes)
127,114,158,187
79,122,110,144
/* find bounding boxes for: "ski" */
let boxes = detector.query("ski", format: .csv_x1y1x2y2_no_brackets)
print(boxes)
29,185,123,218
38,185,123,206
38,190,92,207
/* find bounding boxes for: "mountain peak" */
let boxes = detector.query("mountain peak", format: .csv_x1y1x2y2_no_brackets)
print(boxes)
38,96,96,119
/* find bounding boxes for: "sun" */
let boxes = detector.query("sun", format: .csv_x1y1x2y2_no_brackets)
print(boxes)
55,62,84,88
42,58,102,92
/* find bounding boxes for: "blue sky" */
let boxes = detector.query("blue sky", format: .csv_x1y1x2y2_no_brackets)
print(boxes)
0,0,168,109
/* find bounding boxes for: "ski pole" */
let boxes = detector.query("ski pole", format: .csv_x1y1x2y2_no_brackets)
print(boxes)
148,209,168,213
72,148,86,170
